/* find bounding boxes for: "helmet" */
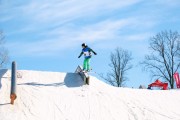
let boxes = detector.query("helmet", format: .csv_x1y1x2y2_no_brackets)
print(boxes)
81,43,87,47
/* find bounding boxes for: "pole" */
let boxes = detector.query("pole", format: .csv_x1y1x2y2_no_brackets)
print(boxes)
10,61,17,105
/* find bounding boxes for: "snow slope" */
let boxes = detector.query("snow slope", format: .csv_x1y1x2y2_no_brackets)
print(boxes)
0,69,180,120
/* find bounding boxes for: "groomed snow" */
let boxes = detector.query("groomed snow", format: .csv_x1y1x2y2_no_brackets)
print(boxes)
0,69,180,120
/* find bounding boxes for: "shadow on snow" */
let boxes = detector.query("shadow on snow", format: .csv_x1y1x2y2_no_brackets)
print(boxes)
18,73,84,88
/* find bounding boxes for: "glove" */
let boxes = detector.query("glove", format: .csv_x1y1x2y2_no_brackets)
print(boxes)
94,52,97,55
78,56,81,58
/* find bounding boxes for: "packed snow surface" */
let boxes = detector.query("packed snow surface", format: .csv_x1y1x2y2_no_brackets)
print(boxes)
0,69,180,120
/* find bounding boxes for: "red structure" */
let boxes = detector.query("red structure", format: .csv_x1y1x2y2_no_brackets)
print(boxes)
174,72,180,88
148,80,168,90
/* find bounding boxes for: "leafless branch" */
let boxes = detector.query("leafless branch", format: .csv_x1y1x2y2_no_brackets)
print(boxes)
0,30,9,68
102,47,133,87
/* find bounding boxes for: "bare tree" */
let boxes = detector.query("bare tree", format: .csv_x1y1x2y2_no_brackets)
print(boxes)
141,30,180,89
0,30,9,68
101,47,133,87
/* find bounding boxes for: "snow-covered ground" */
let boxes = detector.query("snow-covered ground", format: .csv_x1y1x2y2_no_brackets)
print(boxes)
0,69,180,120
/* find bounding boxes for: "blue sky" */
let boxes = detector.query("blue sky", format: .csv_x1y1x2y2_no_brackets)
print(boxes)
0,0,180,88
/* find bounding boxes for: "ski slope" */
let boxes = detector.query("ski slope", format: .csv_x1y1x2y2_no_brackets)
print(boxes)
0,69,180,120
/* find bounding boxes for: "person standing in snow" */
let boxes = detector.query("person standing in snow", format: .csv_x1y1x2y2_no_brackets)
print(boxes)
78,43,97,72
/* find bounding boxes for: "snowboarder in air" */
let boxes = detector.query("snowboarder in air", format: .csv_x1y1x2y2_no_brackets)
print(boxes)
78,43,97,72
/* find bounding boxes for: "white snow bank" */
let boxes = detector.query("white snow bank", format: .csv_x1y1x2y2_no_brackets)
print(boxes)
0,69,180,120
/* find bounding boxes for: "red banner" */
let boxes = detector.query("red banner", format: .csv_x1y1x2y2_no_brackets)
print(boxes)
174,72,180,88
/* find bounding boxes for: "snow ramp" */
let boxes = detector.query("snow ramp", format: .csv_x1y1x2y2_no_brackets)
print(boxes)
0,69,180,120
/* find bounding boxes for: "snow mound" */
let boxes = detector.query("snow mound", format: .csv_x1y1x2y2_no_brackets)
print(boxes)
0,69,180,120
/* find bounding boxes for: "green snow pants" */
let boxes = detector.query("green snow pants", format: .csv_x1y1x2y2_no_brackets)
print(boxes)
83,58,91,71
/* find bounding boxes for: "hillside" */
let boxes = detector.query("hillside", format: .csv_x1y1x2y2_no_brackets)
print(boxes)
0,69,180,120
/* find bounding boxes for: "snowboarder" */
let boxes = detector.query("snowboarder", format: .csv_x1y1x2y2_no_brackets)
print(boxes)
78,43,97,72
